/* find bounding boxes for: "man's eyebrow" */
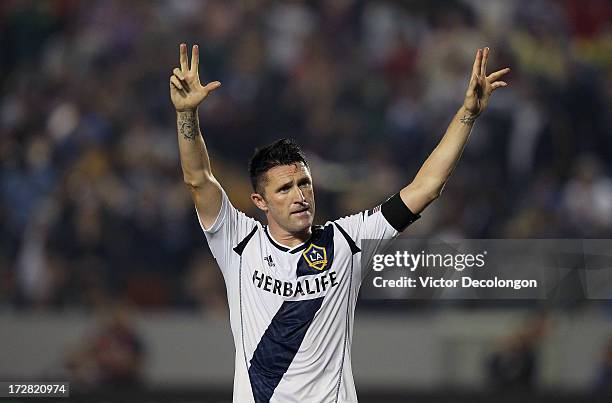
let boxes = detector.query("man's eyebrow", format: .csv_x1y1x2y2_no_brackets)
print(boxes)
276,179,293,190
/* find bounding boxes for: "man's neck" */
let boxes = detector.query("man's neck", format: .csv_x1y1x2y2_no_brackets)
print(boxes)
267,222,312,248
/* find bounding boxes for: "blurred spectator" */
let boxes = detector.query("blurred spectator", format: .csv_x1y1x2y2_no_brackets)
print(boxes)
563,155,612,236
486,312,551,391
65,302,145,389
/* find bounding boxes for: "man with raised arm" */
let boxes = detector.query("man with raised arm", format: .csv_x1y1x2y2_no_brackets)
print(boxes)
170,43,509,403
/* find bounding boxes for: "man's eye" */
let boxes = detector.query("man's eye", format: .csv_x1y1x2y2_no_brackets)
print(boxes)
299,182,311,188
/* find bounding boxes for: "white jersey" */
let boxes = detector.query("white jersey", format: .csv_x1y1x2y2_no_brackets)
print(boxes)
199,190,419,403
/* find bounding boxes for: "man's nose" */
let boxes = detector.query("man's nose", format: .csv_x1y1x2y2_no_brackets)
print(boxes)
294,186,306,203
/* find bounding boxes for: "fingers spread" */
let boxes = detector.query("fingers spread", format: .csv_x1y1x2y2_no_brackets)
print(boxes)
170,75,184,91
173,67,185,81
191,45,199,73
203,81,222,93
487,67,510,82
472,48,482,78
480,47,489,77
491,81,508,91
180,43,189,72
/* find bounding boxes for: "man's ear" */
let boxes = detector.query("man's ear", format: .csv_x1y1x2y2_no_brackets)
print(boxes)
251,192,268,212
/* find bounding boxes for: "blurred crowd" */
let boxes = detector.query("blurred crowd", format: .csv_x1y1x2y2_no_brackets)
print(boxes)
1,0,612,311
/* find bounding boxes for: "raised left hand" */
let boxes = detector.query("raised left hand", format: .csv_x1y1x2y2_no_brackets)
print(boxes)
463,47,510,118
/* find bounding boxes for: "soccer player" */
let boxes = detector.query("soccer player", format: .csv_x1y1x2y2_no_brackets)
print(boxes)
169,43,509,402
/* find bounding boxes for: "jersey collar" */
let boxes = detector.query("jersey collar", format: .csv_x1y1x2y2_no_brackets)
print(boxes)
263,225,313,254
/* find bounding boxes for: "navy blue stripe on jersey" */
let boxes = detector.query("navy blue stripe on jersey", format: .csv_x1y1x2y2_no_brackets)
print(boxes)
334,223,361,255
248,297,324,403
296,224,334,277
233,226,259,255
381,193,421,232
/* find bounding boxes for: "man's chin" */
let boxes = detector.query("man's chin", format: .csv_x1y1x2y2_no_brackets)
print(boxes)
288,217,313,234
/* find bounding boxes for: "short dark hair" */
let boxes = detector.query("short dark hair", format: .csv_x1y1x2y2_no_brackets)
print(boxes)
248,138,309,193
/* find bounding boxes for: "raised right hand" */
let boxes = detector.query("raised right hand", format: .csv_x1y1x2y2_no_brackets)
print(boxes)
170,43,221,112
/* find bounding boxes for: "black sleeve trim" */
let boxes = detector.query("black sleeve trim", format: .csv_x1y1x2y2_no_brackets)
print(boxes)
380,193,421,232
233,226,258,256
334,223,361,255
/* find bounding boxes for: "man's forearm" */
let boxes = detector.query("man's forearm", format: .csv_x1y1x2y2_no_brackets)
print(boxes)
412,106,477,194
177,109,213,187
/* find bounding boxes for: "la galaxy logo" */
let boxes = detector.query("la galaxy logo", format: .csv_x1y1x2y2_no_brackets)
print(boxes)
303,244,328,271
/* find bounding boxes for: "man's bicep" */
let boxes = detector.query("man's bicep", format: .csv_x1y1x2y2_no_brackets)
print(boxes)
335,194,421,246
399,181,437,216
351,195,420,284
189,177,223,231
380,192,421,234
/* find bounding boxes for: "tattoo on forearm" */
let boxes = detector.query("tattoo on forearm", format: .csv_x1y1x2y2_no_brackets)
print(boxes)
178,111,198,141
459,114,477,125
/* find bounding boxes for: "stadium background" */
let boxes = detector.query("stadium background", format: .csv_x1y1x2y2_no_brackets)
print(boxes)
1,0,612,401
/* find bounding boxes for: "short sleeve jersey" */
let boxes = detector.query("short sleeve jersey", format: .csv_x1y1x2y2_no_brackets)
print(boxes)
200,190,420,403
